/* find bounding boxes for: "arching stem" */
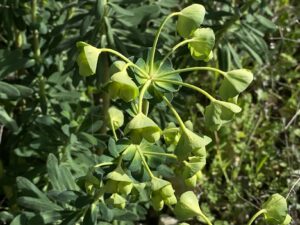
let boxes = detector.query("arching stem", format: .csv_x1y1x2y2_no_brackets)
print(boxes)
137,146,155,178
161,95,186,131
155,79,215,102
99,48,148,78
149,12,180,75
158,39,202,71
247,209,267,225
158,67,227,78
138,80,152,114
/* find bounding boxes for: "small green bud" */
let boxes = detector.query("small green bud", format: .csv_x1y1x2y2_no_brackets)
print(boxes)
164,195,177,206
196,171,203,182
107,193,126,209
151,193,164,211
107,106,124,130
118,181,133,195
160,184,175,198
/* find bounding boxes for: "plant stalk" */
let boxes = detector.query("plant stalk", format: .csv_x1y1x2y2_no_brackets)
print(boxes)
138,80,152,114
149,12,180,75
158,67,227,77
158,39,201,71
99,48,148,77
247,209,267,225
156,79,215,102
161,95,186,131
137,146,155,178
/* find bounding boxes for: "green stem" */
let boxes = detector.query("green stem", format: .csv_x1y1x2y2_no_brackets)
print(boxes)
197,210,213,225
158,39,200,71
99,48,148,78
31,0,40,62
142,151,177,159
109,119,118,141
158,67,227,78
155,79,215,102
161,95,186,131
137,146,155,178
138,80,152,114
149,12,180,75
247,209,267,225
94,162,114,168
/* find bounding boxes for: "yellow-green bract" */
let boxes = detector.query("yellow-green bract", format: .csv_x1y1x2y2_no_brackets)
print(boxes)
177,4,206,38
188,28,215,61
124,113,161,143
76,42,101,76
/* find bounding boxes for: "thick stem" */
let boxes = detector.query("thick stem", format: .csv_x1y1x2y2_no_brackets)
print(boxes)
31,0,40,62
161,95,186,131
155,79,215,102
137,146,155,178
149,12,180,75
138,80,152,114
158,67,227,78
247,209,267,225
99,53,110,135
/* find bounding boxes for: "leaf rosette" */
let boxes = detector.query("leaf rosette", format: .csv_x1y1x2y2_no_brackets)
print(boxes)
134,56,182,95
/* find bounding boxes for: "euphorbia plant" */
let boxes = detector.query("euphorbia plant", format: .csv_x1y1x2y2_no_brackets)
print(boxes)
76,4,291,224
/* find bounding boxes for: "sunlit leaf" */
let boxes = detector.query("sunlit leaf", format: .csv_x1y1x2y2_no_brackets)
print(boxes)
189,28,215,61
177,4,206,38
219,69,253,99
174,191,202,220
76,42,101,76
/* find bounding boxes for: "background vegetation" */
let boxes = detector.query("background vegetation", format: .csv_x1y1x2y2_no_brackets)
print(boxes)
0,0,299,224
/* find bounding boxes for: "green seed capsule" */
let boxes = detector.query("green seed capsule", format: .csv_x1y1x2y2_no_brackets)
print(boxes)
164,195,177,205
185,174,197,188
160,184,175,198
196,171,203,182
151,193,164,211
107,193,126,209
